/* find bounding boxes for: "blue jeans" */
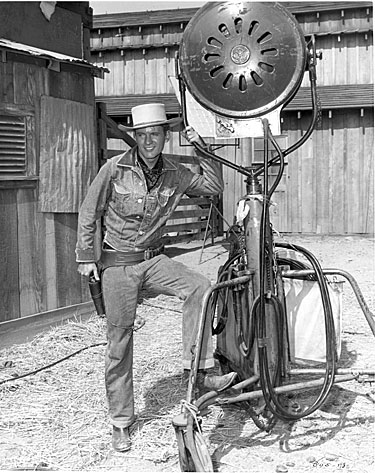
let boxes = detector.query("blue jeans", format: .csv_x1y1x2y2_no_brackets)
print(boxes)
101,254,214,428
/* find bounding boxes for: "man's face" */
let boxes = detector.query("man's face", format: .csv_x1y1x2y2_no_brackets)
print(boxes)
135,125,169,162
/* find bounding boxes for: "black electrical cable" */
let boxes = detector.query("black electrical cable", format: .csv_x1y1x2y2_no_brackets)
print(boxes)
0,341,106,386
210,252,245,335
269,293,286,383
275,257,311,271
238,294,258,358
211,267,233,335
283,36,319,158
266,127,285,199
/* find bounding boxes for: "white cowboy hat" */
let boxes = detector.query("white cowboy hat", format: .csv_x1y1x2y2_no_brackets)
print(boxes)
118,103,183,131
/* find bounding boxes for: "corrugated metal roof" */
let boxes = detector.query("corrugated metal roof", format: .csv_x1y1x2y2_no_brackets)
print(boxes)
92,2,372,29
96,84,374,117
0,38,108,76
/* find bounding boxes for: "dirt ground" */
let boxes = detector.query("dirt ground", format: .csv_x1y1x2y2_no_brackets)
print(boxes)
0,234,374,472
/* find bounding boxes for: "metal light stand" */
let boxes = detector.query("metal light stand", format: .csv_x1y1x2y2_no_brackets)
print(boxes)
171,5,375,469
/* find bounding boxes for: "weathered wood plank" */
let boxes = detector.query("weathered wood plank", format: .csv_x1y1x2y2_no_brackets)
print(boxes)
48,70,94,104
17,188,46,317
169,208,210,220
0,102,35,115
284,115,302,232
54,213,85,308
315,114,331,233
145,49,157,94
346,112,361,233
300,114,316,233
270,187,287,233
25,115,37,176
163,232,204,246
0,59,14,102
13,62,40,106
179,197,213,206
0,179,38,189
134,50,145,95
164,221,206,233
45,213,58,310
0,189,20,322
362,111,374,233
330,111,346,233
0,302,95,350
124,50,136,95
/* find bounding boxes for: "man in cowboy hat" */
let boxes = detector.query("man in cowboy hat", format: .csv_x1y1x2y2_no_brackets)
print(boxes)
75,103,236,452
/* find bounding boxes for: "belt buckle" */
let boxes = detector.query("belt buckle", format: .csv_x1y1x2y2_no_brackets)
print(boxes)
144,248,151,260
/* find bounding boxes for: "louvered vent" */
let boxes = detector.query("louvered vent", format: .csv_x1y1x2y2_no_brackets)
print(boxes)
0,115,26,177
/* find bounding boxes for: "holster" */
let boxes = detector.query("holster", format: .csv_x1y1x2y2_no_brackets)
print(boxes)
88,274,105,316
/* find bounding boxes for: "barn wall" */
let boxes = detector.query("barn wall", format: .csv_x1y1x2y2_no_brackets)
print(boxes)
94,48,177,97
273,109,374,234
0,58,96,323
301,33,373,87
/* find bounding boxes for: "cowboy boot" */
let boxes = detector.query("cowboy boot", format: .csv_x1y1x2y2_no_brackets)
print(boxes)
199,370,238,392
183,369,237,394
112,426,131,452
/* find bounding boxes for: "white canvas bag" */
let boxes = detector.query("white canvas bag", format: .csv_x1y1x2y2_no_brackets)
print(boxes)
283,277,344,365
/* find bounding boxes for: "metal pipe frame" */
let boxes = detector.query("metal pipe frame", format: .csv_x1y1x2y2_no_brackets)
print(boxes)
203,372,375,407
184,275,252,404
282,269,375,336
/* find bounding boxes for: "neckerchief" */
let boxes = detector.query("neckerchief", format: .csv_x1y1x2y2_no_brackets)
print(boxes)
137,153,164,191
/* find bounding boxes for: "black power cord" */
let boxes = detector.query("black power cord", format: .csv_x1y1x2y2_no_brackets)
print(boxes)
0,341,106,386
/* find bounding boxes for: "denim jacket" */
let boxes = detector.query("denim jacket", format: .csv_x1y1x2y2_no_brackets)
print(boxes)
75,146,224,262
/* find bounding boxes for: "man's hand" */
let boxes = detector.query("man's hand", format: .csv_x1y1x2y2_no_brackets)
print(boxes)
183,126,207,147
78,262,99,280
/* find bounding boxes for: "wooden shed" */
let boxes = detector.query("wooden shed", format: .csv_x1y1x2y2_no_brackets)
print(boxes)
91,1,374,235
0,2,105,333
